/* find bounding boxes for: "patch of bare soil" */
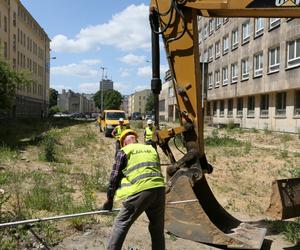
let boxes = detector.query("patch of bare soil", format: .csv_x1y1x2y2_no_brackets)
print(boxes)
2,122,299,249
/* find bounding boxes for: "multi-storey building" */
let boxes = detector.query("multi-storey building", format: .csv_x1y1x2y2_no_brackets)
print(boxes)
159,70,178,122
0,0,50,118
120,95,129,115
199,17,300,132
99,79,113,92
57,90,97,114
128,89,151,117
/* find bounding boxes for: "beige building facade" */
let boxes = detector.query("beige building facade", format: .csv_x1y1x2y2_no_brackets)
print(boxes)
199,17,300,132
159,70,178,122
0,0,50,118
128,89,151,117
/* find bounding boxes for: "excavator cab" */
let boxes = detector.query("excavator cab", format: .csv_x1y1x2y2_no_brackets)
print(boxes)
149,0,300,249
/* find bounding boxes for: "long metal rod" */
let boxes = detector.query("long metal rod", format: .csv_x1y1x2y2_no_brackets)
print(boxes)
0,209,120,228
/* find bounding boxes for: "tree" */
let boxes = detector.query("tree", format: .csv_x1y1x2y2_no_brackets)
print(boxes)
93,89,123,110
49,88,58,108
0,60,31,110
145,94,154,114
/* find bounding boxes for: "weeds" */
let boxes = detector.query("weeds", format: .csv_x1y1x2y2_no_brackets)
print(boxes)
279,133,293,143
73,130,97,148
40,130,60,162
0,145,18,162
268,219,300,244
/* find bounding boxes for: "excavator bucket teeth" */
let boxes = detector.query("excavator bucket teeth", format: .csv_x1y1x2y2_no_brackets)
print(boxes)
267,178,300,220
165,175,266,249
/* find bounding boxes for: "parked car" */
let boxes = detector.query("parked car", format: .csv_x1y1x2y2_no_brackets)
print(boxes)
132,112,142,120
98,110,130,137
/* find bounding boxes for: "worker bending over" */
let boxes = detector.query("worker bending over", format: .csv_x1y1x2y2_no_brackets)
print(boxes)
102,129,165,250
111,118,127,158
144,119,157,150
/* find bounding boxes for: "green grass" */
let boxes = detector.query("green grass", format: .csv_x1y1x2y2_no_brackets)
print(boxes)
73,130,97,148
268,219,300,244
0,145,18,162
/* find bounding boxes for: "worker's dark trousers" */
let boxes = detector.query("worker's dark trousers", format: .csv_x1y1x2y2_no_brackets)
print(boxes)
107,187,165,250
145,140,157,151
115,140,121,159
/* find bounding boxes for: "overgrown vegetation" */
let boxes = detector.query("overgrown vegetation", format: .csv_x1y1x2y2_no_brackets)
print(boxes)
205,129,245,147
268,219,300,244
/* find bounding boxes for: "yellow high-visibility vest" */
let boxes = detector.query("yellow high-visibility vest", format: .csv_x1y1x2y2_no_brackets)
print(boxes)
115,143,165,200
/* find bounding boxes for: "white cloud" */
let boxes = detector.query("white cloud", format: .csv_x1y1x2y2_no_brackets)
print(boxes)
137,64,169,77
50,84,72,93
119,54,146,65
78,82,99,94
81,59,101,65
51,4,150,53
119,68,131,77
51,62,99,77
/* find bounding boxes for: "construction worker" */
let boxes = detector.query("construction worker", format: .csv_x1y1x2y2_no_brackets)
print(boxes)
144,119,157,150
102,129,165,250
111,118,127,158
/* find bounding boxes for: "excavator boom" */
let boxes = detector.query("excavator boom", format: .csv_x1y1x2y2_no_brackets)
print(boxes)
149,0,300,249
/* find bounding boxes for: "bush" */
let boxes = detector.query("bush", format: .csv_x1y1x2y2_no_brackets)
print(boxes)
40,130,59,162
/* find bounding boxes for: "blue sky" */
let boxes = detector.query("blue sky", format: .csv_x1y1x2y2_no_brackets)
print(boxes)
21,0,168,95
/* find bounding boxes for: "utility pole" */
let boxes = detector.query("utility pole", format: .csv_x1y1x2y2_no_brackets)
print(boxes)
100,67,106,112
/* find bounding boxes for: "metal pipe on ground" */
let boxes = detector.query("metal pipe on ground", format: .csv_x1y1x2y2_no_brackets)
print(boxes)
0,209,120,228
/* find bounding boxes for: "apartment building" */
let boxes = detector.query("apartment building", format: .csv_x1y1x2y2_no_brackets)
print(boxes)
0,0,50,118
199,17,300,132
99,79,113,92
159,70,178,122
57,90,97,114
128,89,151,117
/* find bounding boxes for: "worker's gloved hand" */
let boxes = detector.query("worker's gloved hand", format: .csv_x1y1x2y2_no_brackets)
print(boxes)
102,200,113,211
167,164,179,176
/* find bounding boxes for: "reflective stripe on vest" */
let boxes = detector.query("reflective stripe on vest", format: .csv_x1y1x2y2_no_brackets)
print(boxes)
145,127,155,141
115,143,165,200
115,125,126,139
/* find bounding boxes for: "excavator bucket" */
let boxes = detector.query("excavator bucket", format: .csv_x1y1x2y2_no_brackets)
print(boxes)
165,170,266,249
267,178,300,220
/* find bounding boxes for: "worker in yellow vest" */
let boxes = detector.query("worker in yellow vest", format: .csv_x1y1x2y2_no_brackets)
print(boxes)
111,118,127,158
144,119,157,150
102,129,165,250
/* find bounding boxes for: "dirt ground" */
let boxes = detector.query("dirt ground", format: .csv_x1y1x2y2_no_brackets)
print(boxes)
1,120,300,249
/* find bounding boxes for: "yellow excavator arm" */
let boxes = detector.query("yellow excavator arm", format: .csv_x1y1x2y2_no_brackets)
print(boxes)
149,1,300,249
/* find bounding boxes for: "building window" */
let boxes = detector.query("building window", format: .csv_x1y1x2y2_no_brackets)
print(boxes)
213,101,217,116
208,72,213,89
222,67,228,86
254,52,263,77
207,102,211,116
276,92,286,116
215,18,222,30
13,12,16,27
215,70,220,88
241,58,249,80
215,40,221,59
247,96,255,117
208,45,213,61
269,18,280,29
223,35,229,54
242,21,250,44
231,62,238,83
231,29,239,50
4,42,8,59
237,98,243,116
260,94,269,117
204,50,208,61
4,16,7,32
209,19,214,35
13,34,16,52
168,86,174,97
159,99,165,112
295,90,300,116
269,47,280,73
220,100,224,116
203,24,208,39
254,18,264,37
227,99,233,117
287,39,300,68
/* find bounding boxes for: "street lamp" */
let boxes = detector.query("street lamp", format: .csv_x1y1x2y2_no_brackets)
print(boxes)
100,67,106,112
